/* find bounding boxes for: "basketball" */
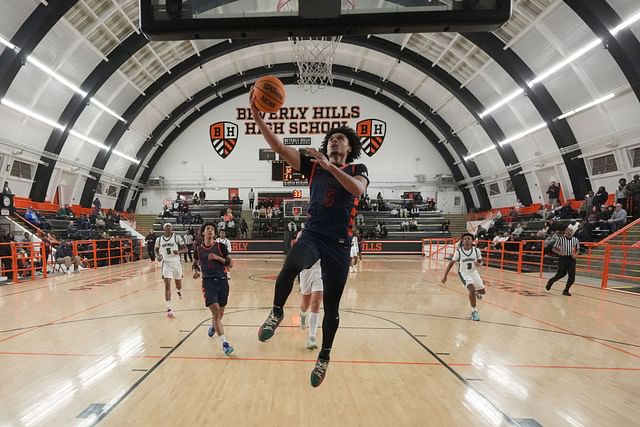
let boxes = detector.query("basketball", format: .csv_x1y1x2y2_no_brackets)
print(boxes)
253,76,286,113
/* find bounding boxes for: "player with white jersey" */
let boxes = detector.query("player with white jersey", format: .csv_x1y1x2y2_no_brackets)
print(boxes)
441,233,486,321
349,234,359,272
155,223,187,318
296,230,323,350
216,228,232,279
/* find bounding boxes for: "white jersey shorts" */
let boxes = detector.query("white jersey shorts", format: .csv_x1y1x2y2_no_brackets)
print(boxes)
299,260,323,295
459,271,484,290
162,260,183,280
350,245,359,258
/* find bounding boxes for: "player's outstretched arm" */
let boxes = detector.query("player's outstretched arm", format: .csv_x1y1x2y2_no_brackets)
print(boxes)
441,261,455,283
250,88,300,170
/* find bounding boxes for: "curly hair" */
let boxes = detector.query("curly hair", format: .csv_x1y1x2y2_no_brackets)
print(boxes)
319,126,362,164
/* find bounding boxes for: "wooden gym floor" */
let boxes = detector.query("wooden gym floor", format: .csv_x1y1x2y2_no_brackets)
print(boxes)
0,256,638,427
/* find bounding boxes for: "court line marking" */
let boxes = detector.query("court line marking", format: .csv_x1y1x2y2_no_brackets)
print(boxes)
350,308,640,349
388,261,640,356
443,285,640,360
0,263,155,298
90,308,259,426
1,351,638,372
347,309,520,426
0,282,161,345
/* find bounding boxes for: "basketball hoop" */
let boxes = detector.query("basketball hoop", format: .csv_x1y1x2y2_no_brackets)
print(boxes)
290,36,342,93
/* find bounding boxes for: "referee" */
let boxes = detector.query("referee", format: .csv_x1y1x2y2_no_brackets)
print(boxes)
545,227,580,296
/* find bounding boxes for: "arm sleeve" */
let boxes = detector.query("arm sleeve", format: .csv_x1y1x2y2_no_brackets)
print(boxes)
353,164,370,186
297,155,313,177
220,244,229,257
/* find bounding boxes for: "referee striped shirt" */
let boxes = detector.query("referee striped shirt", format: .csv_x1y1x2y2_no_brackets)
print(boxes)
554,236,580,256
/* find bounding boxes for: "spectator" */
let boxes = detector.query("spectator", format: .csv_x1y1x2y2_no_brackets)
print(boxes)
567,219,580,234
376,192,383,203
409,218,418,231
557,202,574,220
492,232,509,249
627,174,640,218
536,223,549,239
183,230,194,262
615,178,628,206
608,203,627,233
24,207,40,228
232,195,240,205
516,199,524,209
227,219,237,237
21,232,31,242
592,186,608,211
580,191,594,218
193,193,200,205
544,231,560,254
266,206,273,219
441,219,450,232
512,223,524,239
600,205,614,223
287,220,297,233
145,229,157,262
93,197,102,211
390,207,399,218
240,218,248,238
66,221,77,239
199,188,206,202
55,240,81,274
356,212,364,226
547,181,560,208
2,181,11,195
248,188,255,210
259,205,267,218
380,222,388,238
400,220,409,232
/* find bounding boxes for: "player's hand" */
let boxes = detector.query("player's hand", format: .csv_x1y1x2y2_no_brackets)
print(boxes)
307,148,333,171
249,87,259,116
441,276,447,284
172,250,179,255
157,255,163,262
227,259,234,269
193,271,200,279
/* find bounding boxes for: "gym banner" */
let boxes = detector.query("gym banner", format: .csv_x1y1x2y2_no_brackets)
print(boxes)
229,240,283,254
360,240,423,255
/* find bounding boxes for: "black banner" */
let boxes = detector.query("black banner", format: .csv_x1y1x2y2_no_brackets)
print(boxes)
283,137,312,145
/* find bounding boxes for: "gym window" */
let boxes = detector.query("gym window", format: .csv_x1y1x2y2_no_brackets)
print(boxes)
10,160,34,180
590,154,617,175
630,147,640,169
504,179,514,193
488,183,500,196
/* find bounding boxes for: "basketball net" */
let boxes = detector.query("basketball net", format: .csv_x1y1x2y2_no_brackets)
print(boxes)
278,0,356,93
290,36,342,93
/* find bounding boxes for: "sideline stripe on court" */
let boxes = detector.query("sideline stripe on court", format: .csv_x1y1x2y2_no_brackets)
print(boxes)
1,350,638,372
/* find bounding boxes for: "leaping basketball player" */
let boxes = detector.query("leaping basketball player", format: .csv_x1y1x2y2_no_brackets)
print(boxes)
441,233,486,321
155,223,187,318
250,89,369,387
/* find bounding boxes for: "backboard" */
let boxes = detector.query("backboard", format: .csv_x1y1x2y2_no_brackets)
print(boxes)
140,0,512,41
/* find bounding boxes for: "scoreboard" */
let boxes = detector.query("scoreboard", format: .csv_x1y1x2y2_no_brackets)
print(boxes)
272,160,309,187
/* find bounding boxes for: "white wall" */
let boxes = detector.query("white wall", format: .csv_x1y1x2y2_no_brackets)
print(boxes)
138,85,453,214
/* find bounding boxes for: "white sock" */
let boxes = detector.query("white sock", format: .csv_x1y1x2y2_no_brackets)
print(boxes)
471,307,477,312
300,310,307,319
166,301,172,310
309,312,320,338
219,335,227,344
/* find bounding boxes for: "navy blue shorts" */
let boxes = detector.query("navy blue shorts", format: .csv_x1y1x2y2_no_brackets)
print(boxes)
296,231,351,286
202,276,229,307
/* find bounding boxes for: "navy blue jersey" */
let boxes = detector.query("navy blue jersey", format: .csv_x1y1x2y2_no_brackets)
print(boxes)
194,242,229,278
297,155,369,242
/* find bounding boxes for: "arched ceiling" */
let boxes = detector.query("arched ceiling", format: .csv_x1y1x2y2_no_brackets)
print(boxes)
1,0,640,211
